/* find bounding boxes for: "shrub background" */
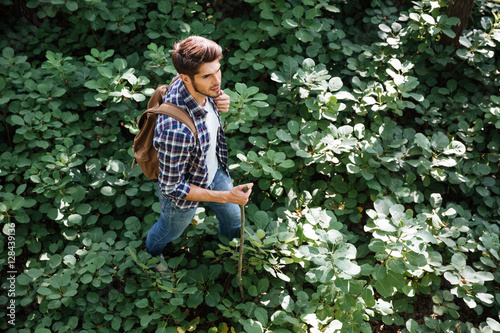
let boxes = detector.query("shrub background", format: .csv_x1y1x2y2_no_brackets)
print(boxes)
1,0,499,332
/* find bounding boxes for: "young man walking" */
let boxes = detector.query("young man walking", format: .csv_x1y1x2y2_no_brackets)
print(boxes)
145,36,252,258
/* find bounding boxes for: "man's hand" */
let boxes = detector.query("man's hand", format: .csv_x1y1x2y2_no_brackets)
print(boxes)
183,183,252,205
229,183,253,206
214,90,230,113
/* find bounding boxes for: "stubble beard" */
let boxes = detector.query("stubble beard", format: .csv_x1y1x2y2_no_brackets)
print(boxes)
192,80,221,99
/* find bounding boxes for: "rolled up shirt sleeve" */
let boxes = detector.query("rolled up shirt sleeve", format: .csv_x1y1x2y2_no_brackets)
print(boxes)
154,116,196,200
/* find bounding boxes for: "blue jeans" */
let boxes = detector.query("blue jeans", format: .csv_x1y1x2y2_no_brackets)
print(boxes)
145,167,241,257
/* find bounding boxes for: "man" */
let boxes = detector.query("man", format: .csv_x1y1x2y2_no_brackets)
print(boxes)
145,36,252,259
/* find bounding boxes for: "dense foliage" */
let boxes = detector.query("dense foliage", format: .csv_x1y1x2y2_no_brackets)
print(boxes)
1,0,499,332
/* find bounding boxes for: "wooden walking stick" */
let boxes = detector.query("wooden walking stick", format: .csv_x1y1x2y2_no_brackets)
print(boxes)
238,185,250,299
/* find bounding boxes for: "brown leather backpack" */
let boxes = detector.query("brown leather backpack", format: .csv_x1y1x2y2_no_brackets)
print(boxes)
132,76,198,180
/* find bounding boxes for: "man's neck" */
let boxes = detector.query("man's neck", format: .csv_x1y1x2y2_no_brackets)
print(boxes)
185,84,207,106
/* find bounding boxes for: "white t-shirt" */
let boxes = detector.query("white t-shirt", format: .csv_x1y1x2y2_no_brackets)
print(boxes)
203,100,219,185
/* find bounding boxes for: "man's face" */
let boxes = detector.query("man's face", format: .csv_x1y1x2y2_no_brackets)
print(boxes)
190,59,222,99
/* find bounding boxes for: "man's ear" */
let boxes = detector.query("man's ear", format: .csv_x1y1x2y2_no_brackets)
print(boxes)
179,73,190,84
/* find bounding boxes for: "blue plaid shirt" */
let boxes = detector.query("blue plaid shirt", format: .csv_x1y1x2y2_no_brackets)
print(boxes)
153,77,228,209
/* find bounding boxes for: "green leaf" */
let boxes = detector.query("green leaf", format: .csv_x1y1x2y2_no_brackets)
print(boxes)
257,278,269,294
132,93,146,102
76,203,92,215
459,36,472,48
386,270,405,290
276,129,293,142
443,140,466,155
305,8,318,19
373,196,395,216
128,247,138,262
253,211,270,229
67,214,82,225
80,274,93,284
26,268,44,280
187,290,204,308
346,164,360,174
2,47,14,58
140,314,154,327
11,196,25,210
97,66,113,78
442,28,456,38
277,271,291,282
158,1,171,13
329,77,343,91
279,160,294,168
66,1,78,11
431,132,449,150
491,95,500,105
95,256,106,268
288,120,300,135
292,6,304,19
114,58,127,71
101,186,116,196
322,229,342,245
11,115,25,126
361,288,376,307
63,255,76,267
476,293,494,304
49,254,62,269
422,14,435,25
369,239,386,253
37,287,53,296
248,285,259,297
334,259,360,276
405,251,427,267
374,278,396,297
486,318,500,331
205,290,221,307
241,319,264,333
260,9,274,20
283,18,298,28
283,57,298,82
115,194,127,207
386,258,406,274
451,253,466,270
333,180,349,194
135,298,149,308
414,133,431,151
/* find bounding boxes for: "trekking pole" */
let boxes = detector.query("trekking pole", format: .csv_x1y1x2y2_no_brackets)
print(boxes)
238,185,250,299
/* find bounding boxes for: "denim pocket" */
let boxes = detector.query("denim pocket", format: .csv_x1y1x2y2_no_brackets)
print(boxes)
158,191,169,212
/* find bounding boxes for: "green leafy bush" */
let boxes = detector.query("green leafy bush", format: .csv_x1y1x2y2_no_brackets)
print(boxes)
1,0,499,332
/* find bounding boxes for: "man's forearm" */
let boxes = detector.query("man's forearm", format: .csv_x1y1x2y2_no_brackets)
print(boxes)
183,184,231,204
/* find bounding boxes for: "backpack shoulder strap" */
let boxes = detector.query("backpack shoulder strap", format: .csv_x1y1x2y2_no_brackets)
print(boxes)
156,103,198,138
147,75,181,110
146,75,197,138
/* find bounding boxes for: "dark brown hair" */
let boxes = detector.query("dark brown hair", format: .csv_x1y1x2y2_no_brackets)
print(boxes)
171,36,223,78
